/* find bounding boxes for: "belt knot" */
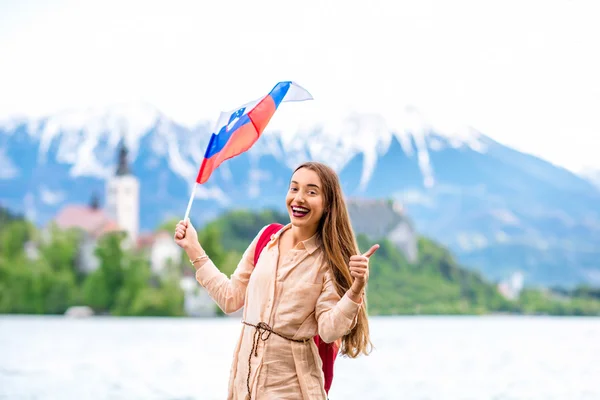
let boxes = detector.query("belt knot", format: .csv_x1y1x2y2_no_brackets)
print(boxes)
241,320,310,399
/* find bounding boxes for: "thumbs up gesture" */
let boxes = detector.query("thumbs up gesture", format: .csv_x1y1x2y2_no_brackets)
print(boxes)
349,244,380,295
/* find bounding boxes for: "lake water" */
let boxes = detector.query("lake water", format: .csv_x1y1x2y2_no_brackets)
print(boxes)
0,315,598,399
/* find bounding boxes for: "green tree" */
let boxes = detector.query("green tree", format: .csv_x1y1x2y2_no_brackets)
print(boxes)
0,205,23,228
41,268,79,314
198,224,227,267
36,224,80,312
38,224,81,273
3,205,599,317
126,274,185,317
202,209,288,252
82,232,127,312
112,253,152,315
0,256,43,314
0,220,45,314
0,220,32,259
156,217,181,233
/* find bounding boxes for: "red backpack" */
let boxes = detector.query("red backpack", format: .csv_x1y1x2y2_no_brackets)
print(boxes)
253,223,339,395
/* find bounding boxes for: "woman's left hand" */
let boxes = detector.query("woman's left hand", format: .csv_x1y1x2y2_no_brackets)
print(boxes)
349,244,379,294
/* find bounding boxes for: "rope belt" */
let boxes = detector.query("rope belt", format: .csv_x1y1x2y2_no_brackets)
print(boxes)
241,321,310,399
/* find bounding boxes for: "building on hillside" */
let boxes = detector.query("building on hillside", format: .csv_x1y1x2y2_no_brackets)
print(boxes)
137,230,183,275
497,271,524,300
137,231,216,317
47,140,215,317
49,141,181,274
105,141,140,244
53,198,122,273
346,198,418,263
51,140,140,272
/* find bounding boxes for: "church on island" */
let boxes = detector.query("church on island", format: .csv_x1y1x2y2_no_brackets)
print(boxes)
51,141,215,317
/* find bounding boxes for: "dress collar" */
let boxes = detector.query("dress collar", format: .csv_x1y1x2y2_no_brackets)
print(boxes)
269,223,321,254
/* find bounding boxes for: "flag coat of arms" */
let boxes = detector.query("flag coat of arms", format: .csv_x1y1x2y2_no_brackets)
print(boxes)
196,81,313,184
183,81,312,221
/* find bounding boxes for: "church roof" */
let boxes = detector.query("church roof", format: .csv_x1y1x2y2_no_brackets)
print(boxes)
53,205,122,238
115,140,132,176
136,231,173,249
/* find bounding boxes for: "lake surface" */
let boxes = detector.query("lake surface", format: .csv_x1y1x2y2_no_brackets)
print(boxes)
0,315,598,399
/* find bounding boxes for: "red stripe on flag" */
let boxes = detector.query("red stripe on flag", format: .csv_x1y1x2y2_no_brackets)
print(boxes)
196,156,217,184
196,122,260,184
248,95,277,134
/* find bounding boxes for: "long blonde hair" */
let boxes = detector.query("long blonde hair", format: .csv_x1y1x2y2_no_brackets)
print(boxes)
293,161,373,357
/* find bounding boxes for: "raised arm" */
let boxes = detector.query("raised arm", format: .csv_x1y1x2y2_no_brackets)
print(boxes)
314,269,363,343
175,220,266,314
314,243,378,343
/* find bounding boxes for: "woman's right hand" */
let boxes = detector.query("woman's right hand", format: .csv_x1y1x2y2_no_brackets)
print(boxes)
174,219,200,252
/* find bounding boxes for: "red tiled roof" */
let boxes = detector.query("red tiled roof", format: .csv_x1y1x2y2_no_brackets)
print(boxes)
137,233,156,249
136,231,174,249
53,205,122,238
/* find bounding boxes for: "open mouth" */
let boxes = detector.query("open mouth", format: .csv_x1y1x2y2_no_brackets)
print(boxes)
291,205,310,218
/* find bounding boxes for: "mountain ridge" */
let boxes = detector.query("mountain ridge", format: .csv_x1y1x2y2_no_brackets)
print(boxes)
1,104,599,287
0,103,496,187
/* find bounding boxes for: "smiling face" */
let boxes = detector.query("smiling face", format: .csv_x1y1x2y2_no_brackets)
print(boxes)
286,167,326,232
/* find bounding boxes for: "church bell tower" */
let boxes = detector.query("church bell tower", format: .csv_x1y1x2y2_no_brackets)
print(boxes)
106,139,140,243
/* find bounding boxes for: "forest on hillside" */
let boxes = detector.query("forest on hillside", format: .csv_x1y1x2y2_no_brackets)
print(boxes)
1,206,599,316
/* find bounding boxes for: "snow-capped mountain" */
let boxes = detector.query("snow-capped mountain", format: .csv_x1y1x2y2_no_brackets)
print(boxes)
1,103,599,287
581,167,600,189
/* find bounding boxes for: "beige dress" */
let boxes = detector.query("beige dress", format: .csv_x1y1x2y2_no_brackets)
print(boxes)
195,223,363,399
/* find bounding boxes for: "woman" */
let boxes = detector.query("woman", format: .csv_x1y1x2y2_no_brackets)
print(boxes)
174,161,378,399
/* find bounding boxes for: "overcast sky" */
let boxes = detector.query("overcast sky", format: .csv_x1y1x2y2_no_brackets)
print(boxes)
1,0,599,172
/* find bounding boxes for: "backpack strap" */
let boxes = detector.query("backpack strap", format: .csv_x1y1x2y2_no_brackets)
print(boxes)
314,336,339,394
253,223,284,267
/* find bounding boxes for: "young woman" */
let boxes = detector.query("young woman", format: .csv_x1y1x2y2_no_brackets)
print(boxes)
174,161,378,400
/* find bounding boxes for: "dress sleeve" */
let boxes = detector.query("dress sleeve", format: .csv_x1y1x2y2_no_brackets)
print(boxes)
314,268,363,343
194,225,267,314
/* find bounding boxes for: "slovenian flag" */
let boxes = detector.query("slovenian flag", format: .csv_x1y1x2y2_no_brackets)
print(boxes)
195,81,313,184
